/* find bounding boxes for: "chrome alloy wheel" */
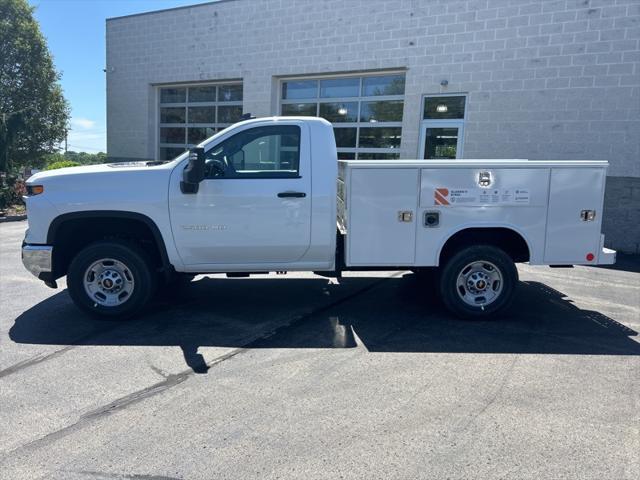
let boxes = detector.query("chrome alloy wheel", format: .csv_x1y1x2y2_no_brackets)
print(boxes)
455,260,503,308
83,258,135,307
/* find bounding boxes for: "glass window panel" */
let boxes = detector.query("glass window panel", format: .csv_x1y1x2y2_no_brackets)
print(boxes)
279,74,407,161
218,105,243,123
280,131,300,148
188,86,216,102
333,128,357,148
160,127,186,144
160,147,186,160
424,96,466,119
205,125,300,178
281,103,317,116
337,152,356,160
160,87,186,103
362,75,405,96
282,80,318,99
358,127,402,148
188,127,216,145
218,84,243,101
424,127,459,159
360,100,404,122
319,102,358,123
320,78,360,98
188,106,216,123
160,107,186,123
357,152,400,160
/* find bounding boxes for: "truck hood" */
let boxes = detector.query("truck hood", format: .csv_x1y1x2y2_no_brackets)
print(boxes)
27,162,166,183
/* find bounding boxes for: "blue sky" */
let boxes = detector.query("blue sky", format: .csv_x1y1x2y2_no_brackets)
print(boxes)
30,0,215,153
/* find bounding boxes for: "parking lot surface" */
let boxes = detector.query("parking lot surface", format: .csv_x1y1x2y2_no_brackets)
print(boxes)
1,220,639,480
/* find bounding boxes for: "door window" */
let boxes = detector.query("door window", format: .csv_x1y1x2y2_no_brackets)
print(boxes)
205,125,301,179
424,127,460,159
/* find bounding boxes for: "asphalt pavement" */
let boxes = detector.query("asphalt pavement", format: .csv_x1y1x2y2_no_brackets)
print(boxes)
1,220,638,480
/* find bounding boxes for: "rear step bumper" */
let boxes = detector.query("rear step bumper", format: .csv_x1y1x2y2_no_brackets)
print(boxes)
598,247,616,265
597,234,616,265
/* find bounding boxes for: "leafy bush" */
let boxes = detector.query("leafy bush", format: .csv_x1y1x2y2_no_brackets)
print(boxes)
0,175,25,209
44,151,106,169
45,160,80,170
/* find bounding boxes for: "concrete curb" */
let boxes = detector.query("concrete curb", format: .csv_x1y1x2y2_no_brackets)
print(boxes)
0,215,27,223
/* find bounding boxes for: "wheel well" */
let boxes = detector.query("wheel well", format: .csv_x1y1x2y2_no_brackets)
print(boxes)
439,228,530,265
48,213,169,279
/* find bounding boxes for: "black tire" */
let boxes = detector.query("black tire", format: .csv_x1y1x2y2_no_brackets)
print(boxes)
67,240,157,320
439,245,518,320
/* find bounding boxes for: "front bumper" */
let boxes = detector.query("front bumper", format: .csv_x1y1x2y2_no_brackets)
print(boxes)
22,244,53,278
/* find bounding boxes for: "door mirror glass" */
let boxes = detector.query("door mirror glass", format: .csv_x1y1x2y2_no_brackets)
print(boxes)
181,147,205,193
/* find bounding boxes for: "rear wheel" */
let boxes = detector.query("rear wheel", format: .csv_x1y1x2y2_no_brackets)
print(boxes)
67,240,157,320
439,245,517,319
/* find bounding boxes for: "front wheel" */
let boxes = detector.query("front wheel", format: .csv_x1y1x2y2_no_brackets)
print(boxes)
439,245,518,319
67,240,157,320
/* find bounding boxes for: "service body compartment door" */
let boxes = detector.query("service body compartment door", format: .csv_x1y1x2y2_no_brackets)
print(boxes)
347,168,419,266
544,168,606,264
417,168,550,265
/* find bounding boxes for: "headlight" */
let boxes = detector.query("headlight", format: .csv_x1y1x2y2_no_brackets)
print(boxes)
26,185,44,196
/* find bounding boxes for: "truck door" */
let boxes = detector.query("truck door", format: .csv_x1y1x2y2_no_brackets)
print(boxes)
168,123,312,266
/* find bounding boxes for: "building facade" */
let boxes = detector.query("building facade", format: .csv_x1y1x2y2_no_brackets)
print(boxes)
106,0,640,253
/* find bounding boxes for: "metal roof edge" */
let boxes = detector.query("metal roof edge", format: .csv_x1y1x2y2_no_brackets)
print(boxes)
106,0,236,22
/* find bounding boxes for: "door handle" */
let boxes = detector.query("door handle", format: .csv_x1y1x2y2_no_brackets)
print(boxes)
277,191,306,198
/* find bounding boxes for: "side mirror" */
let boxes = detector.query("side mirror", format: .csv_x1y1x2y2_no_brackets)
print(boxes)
181,147,205,194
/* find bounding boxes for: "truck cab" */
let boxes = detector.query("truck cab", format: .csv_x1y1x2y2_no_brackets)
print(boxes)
168,118,337,271
21,117,615,320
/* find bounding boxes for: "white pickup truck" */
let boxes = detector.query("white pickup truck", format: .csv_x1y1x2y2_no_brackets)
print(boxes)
22,117,615,319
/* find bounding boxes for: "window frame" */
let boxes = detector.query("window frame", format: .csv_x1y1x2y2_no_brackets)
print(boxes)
203,124,302,180
279,71,406,160
157,81,243,160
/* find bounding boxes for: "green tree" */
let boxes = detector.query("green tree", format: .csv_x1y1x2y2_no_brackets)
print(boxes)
63,151,107,165
0,0,69,172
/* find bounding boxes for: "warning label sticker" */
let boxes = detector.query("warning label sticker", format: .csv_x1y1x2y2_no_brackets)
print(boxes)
434,188,530,206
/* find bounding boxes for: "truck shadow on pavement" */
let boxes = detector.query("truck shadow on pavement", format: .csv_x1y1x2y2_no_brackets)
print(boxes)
9,274,640,373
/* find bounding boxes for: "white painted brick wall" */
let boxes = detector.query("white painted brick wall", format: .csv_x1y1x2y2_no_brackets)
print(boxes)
106,0,640,250
107,0,639,173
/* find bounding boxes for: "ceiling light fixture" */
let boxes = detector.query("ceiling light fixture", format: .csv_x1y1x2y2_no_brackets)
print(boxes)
436,104,448,113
